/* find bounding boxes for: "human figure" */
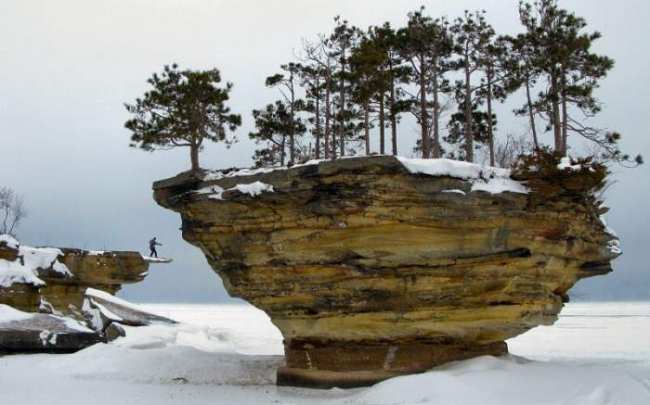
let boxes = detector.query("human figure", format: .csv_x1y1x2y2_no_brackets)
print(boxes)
149,237,162,258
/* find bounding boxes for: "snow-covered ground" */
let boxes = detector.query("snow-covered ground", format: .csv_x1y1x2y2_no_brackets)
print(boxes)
1,302,649,404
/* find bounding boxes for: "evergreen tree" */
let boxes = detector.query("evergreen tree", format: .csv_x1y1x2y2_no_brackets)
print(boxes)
398,9,453,158
124,64,241,172
450,10,494,162
349,32,385,155
476,36,510,166
518,0,639,165
249,101,306,167
364,24,407,155
505,32,543,152
265,63,304,165
302,36,337,159
298,64,325,159
328,17,359,158
445,104,495,160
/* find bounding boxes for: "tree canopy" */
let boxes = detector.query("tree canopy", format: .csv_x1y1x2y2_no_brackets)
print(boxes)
124,64,241,171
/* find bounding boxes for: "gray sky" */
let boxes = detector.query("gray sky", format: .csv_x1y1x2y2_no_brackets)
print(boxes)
1,0,648,302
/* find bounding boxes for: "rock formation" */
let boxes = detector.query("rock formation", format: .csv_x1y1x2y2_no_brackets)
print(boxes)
0,235,155,318
1,235,172,352
153,155,619,388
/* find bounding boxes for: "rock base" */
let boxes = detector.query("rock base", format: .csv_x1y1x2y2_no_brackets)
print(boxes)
278,339,508,388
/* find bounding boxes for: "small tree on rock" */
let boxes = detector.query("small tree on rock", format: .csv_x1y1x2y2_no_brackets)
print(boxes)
124,64,241,172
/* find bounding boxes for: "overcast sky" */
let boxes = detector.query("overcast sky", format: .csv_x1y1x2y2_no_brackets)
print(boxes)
1,0,648,302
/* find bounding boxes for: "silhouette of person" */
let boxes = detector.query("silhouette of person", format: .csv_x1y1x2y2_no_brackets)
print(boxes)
149,237,162,258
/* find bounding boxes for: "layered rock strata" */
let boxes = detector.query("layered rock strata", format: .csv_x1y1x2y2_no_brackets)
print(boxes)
1,236,172,352
0,236,152,318
153,156,619,388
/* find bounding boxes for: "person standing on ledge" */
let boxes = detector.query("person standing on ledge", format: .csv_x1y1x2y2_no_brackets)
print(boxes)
149,237,162,258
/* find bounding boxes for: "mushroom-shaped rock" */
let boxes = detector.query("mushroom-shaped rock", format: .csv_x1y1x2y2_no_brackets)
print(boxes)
153,156,619,388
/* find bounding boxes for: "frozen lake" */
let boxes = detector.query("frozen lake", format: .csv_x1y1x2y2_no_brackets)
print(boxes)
1,302,649,404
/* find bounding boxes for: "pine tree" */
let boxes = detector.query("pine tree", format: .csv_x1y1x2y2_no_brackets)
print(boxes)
249,101,306,167
301,36,337,160
445,104,495,160
124,64,241,172
328,17,359,158
265,63,304,165
476,36,510,166
450,10,494,162
505,32,543,152
518,0,638,164
398,8,453,158
349,32,386,155
298,64,325,159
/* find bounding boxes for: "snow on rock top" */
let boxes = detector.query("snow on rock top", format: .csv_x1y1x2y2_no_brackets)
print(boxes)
0,303,93,333
203,167,277,182
202,158,328,181
200,156,528,197
0,234,20,249
396,157,509,179
196,181,275,200
143,256,173,264
0,304,34,323
231,181,274,197
86,288,145,312
397,157,529,194
0,235,72,288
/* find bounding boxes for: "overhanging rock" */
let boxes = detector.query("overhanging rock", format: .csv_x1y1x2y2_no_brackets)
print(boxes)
153,156,619,388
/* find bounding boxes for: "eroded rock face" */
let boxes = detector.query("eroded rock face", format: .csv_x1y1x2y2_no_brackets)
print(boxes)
153,156,618,388
0,238,151,319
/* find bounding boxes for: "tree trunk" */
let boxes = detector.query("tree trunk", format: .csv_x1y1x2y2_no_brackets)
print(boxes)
190,143,200,172
339,52,346,158
560,72,568,156
389,54,397,156
419,54,429,158
464,53,474,162
486,69,495,167
280,135,286,166
379,93,386,155
315,80,321,159
364,100,370,156
525,75,540,153
289,81,295,165
551,73,562,153
325,72,332,160
432,63,441,159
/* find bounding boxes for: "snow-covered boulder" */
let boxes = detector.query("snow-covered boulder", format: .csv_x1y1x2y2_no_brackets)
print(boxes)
83,288,176,329
0,304,102,353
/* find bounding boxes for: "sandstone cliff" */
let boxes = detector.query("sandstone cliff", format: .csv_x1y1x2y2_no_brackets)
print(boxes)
0,235,153,319
153,155,619,388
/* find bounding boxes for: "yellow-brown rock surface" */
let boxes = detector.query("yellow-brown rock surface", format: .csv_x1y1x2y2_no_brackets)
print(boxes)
153,156,619,388
0,240,151,318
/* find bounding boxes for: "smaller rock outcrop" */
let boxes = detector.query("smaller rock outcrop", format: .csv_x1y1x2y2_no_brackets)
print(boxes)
0,235,172,353
0,234,160,318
